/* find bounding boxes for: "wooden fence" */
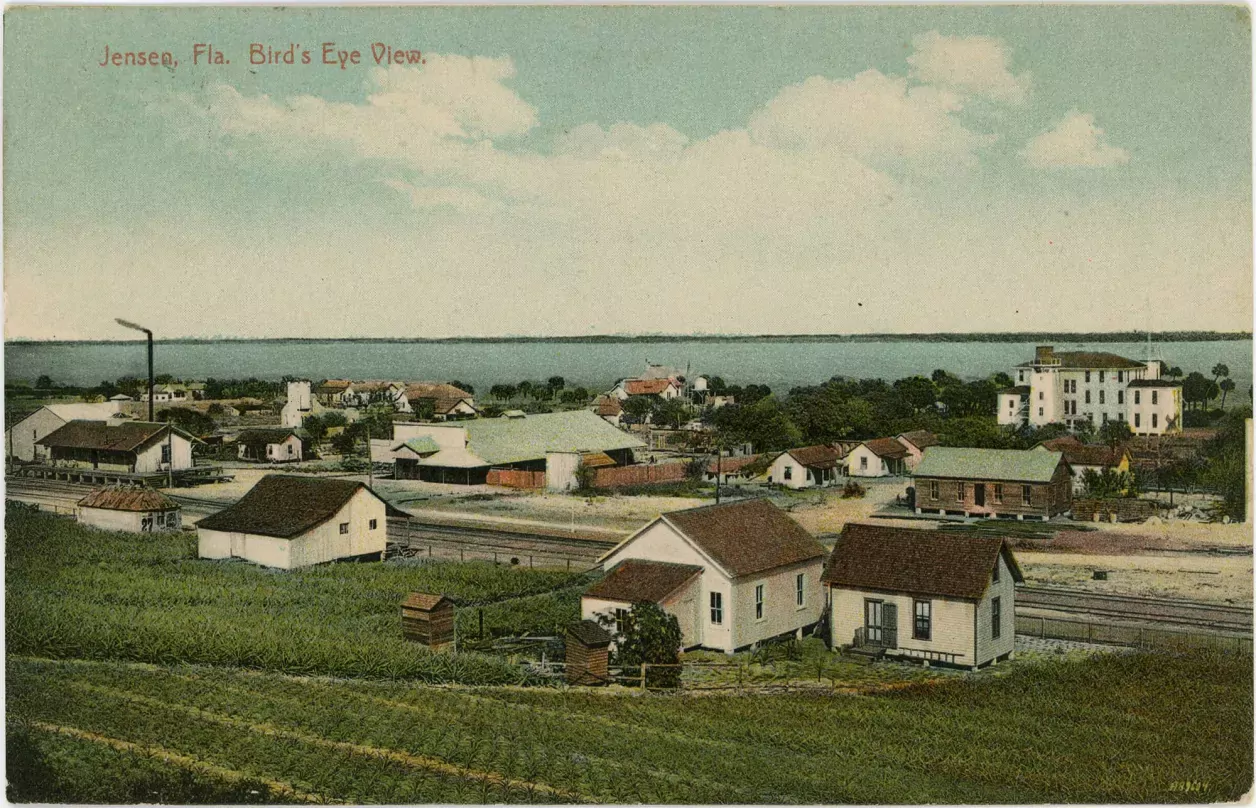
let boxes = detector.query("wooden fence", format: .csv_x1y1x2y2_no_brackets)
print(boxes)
1072,498,1157,523
1015,614,1253,654
592,462,688,488
486,469,546,489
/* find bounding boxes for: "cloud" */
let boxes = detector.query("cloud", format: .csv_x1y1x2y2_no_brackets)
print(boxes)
908,31,1030,104
1021,110,1131,168
553,122,689,161
747,70,994,166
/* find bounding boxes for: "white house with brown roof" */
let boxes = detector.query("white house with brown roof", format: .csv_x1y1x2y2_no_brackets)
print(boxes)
824,523,1023,669
765,445,842,489
37,420,197,473
197,475,403,569
846,437,910,478
609,377,683,401
77,485,182,533
6,402,128,463
587,499,827,653
403,382,479,420
895,430,940,472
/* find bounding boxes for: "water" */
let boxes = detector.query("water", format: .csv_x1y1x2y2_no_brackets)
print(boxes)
5,339,1252,398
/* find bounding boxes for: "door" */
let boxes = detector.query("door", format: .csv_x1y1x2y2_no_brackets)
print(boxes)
974,483,986,507
882,603,898,649
864,600,898,648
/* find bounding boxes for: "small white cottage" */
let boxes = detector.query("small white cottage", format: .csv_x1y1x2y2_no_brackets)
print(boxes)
765,445,842,489
235,428,304,463
197,475,401,569
846,437,910,477
77,486,182,533
586,498,827,653
824,523,1023,669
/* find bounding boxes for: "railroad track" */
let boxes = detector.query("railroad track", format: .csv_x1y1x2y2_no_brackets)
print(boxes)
1018,586,1252,633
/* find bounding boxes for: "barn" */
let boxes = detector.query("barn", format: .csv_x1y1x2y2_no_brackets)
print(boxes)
196,475,404,569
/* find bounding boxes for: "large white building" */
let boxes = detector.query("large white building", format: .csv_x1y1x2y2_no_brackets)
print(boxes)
5,402,128,463
996,345,1182,436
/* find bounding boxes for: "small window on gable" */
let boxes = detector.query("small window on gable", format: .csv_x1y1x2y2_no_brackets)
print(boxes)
369,518,378,530
339,522,349,534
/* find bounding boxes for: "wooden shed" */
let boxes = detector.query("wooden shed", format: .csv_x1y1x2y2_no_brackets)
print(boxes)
565,620,613,685
402,593,456,649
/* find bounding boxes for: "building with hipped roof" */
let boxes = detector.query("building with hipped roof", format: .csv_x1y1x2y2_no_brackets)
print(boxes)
824,522,1023,669
77,485,182,533
585,498,827,652
912,446,1071,520
36,420,197,474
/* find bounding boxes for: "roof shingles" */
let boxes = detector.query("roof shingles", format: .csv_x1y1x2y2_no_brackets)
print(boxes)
914,447,1065,483
585,559,703,604
197,475,397,539
662,498,825,578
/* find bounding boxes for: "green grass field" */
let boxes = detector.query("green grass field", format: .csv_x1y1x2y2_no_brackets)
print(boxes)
6,507,587,683
7,652,1251,804
6,507,1253,803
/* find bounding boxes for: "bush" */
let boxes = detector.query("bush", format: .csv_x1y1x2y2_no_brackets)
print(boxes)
842,481,867,499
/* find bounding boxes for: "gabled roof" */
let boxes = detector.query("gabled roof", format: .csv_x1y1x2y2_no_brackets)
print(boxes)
914,447,1065,483
823,523,1023,600
460,410,644,466
316,379,353,392
896,430,940,451
402,592,454,611
433,397,477,415
623,378,678,396
660,498,826,578
585,559,703,604
236,428,300,447
1018,351,1145,370
859,437,909,460
77,485,180,512
394,436,442,456
784,444,843,468
1036,438,1127,468
41,403,124,422
998,386,1031,396
196,475,404,538
593,395,623,417
567,619,613,647
37,421,197,452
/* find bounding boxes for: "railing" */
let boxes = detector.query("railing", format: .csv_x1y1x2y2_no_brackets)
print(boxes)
893,647,962,665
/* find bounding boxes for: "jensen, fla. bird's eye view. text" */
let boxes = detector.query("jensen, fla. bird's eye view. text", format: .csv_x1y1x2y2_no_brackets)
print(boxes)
2,4,1253,804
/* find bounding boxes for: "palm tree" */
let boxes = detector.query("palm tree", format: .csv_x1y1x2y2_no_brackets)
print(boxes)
1167,366,1184,381
1219,378,1236,409
1211,363,1231,387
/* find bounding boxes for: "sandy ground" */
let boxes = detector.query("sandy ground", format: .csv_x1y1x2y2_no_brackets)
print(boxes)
1019,552,1253,605
411,489,710,532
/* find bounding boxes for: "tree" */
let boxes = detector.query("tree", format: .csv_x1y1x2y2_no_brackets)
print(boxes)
489,384,516,401
706,376,728,396
447,380,474,395
1167,366,1184,381
330,431,357,456
621,396,654,420
302,414,329,443
1183,372,1212,411
603,601,683,689
1080,468,1136,499
1219,378,1236,409
412,399,437,421
1211,363,1230,387
651,398,690,430
1097,419,1133,449
546,376,566,396
35,375,54,390
156,407,216,438
893,376,937,414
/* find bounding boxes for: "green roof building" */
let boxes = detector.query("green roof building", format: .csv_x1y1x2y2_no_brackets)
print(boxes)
912,447,1072,521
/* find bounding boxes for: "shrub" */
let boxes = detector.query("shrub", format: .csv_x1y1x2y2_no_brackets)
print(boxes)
842,480,867,499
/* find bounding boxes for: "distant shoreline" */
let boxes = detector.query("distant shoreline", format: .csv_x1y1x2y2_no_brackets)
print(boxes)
7,331,1252,347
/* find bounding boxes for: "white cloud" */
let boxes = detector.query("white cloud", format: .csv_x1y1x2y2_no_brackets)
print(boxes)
907,31,1030,104
747,70,994,166
553,122,689,161
1021,110,1131,168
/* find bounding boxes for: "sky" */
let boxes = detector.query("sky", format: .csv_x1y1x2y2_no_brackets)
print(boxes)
3,5,1252,340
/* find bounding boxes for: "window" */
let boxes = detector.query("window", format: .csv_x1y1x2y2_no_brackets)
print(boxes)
860,456,868,470
156,511,166,527
369,518,378,530
1134,390,1141,405
1118,371,1123,383
993,559,1000,582
1018,371,1024,382
1099,371,1105,383
913,600,932,641
754,584,765,621
1022,485,1032,506
1152,413,1158,429
796,573,806,608
161,444,171,464
1099,390,1105,404
1118,390,1124,405
1135,413,1141,428
957,482,966,501
1152,390,1158,405
1102,413,1108,424
614,608,629,635
993,483,1003,504
710,592,723,625
1085,372,1091,383
992,597,1002,639
339,522,349,534
287,443,295,456
1038,407,1044,417
1038,391,1043,401
783,466,792,481
1119,412,1126,422
930,481,939,500
1085,391,1091,404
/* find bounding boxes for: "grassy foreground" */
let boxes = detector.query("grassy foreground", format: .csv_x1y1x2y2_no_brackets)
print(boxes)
8,651,1252,804
6,508,585,684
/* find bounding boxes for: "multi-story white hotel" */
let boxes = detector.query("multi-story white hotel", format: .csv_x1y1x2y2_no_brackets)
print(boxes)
996,346,1182,436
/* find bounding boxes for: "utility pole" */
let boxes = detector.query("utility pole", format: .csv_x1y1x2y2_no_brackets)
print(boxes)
115,319,154,422
366,419,373,490
166,424,174,489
